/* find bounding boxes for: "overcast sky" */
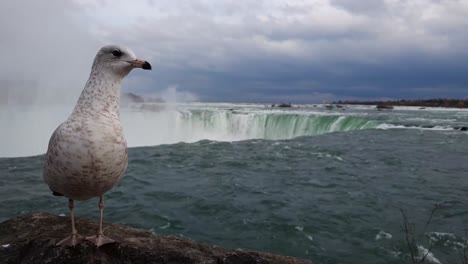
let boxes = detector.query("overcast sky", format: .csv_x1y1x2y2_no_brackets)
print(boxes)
1,0,467,104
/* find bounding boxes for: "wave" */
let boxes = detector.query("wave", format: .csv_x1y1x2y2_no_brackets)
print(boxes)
376,123,467,131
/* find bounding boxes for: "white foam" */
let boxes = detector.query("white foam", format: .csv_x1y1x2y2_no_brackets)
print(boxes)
417,245,442,264
375,230,392,240
428,232,456,241
294,226,313,241
427,232,465,249
377,123,454,131
159,222,171,229
294,226,304,232
393,106,468,112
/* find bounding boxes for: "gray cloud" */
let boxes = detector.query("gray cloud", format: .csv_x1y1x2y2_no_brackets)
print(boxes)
330,0,387,15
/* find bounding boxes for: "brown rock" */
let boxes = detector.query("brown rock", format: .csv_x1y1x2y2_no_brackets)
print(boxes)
0,212,311,264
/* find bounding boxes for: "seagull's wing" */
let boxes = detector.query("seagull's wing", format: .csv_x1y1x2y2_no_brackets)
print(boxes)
42,123,64,186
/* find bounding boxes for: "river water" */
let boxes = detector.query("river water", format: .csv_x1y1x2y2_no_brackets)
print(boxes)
1,103,467,263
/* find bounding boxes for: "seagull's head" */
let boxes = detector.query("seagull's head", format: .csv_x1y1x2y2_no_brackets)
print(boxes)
92,45,152,78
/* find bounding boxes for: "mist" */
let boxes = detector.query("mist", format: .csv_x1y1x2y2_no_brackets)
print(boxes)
0,0,102,106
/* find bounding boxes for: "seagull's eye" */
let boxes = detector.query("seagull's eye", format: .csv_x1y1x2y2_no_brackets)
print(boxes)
112,50,123,57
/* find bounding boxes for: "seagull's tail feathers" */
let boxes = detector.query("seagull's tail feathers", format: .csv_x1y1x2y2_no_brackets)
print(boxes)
50,187,65,196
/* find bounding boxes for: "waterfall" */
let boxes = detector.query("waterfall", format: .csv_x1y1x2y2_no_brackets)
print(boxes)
122,108,379,148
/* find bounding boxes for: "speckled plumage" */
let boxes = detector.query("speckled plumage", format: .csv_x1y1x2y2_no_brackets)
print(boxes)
43,45,151,247
43,45,147,201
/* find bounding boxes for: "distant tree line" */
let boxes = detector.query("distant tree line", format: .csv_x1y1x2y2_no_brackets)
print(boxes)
334,98,468,108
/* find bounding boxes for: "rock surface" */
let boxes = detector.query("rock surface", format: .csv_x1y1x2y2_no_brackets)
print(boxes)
0,212,311,264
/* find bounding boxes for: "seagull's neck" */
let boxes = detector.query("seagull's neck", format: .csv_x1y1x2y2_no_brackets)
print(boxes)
71,67,124,119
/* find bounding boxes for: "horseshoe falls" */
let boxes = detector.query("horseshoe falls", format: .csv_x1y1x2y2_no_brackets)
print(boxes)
122,107,378,148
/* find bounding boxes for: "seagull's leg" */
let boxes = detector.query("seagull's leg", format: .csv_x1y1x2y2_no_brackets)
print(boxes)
86,195,115,247
57,199,83,246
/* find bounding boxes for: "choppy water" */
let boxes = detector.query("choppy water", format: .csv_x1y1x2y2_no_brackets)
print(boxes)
1,103,468,263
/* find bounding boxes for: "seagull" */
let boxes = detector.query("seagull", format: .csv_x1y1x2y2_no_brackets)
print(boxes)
43,45,151,247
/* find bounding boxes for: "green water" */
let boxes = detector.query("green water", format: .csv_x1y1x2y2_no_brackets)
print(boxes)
1,104,468,263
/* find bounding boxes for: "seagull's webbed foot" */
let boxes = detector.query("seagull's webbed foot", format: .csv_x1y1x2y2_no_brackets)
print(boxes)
57,233,84,247
85,195,116,247
57,198,83,247
85,234,115,247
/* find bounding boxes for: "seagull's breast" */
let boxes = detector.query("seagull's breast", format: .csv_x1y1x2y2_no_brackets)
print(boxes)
44,115,128,200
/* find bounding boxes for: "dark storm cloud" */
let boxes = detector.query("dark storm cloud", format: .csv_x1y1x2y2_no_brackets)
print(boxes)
2,0,468,103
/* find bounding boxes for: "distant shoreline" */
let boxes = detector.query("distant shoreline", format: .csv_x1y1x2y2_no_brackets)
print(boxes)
333,99,468,108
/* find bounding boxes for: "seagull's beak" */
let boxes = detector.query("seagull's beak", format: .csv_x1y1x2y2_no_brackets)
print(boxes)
128,59,152,70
